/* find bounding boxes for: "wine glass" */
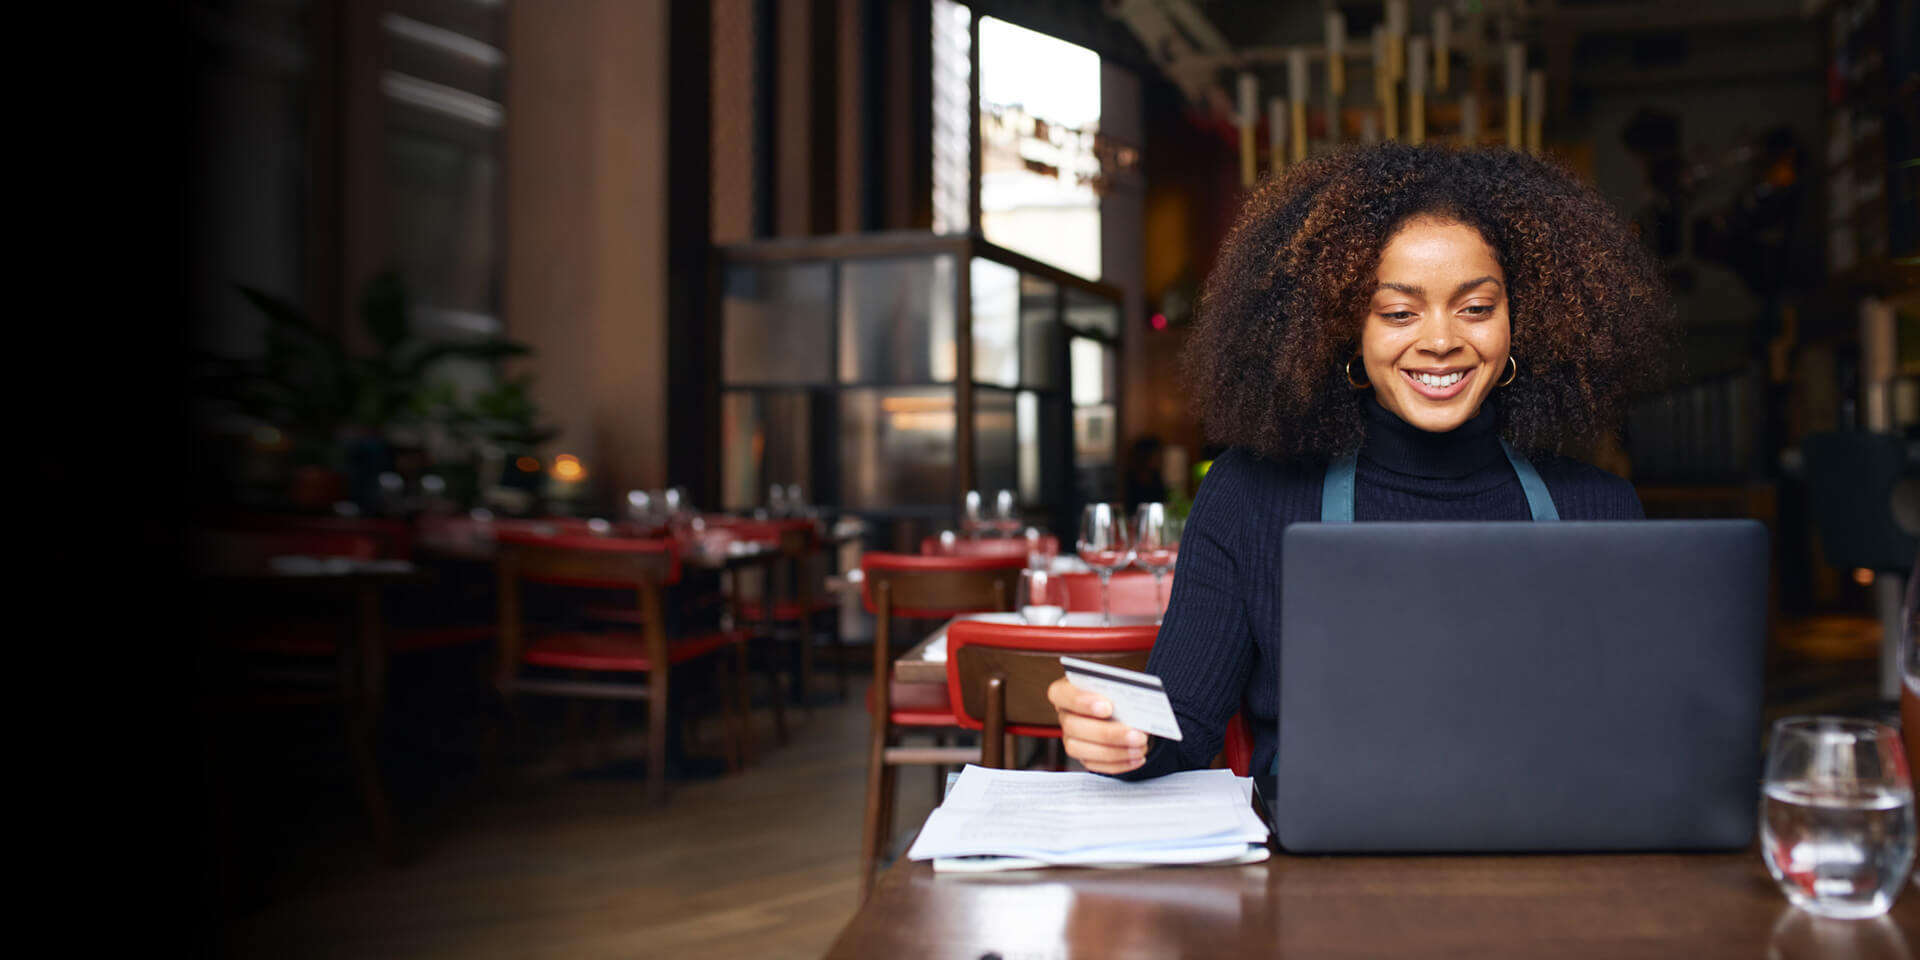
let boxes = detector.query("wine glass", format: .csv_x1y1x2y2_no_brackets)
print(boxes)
1134,503,1181,623
1760,716,1915,918
991,490,1023,538
768,483,788,518
1025,526,1058,572
1016,569,1067,626
962,490,985,539
626,489,655,525
1078,503,1133,626
932,529,959,555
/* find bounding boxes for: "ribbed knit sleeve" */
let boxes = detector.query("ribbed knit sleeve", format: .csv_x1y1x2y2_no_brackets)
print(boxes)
1119,448,1273,779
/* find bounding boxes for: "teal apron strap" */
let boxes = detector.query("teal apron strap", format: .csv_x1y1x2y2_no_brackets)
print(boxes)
1277,440,1557,772
1320,455,1358,524
1499,439,1559,521
1318,443,1557,524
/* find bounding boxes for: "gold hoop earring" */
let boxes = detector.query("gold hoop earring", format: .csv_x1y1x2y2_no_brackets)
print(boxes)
1496,356,1518,387
1346,357,1371,390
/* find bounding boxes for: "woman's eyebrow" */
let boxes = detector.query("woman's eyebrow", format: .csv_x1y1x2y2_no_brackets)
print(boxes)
1452,275,1502,297
1374,276,1501,298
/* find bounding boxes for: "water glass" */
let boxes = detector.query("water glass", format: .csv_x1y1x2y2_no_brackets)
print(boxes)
1078,503,1133,626
1133,503,1181,622
1760,716,1916,918
1016,569,1067,626
768,484,788,517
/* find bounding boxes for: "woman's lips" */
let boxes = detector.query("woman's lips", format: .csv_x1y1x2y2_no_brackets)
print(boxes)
1400,367,1474,401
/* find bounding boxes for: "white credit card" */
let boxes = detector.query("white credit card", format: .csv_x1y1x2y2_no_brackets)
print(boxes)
1059,656,1183,742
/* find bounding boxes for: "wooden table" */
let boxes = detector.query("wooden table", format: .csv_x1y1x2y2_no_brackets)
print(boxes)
196,559,426,725
828,853,1920,959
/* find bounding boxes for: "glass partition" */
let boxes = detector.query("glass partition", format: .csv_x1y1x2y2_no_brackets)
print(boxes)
723,262,833,384
718,233,1121,535
1020,274,1060,389
720,390,816,512
1064,285,1119,338
971,258,1020,388
840,387,957,509
839,256,957,384
974,387,1018,497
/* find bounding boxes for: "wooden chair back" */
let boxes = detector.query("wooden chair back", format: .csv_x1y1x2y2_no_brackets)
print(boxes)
493,533,680,693
919,534,1060,559
944,620,1157,767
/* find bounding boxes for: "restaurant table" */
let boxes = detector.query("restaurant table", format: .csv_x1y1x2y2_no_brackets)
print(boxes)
196,557,428,858
827,852,1920,959
196,558,426,727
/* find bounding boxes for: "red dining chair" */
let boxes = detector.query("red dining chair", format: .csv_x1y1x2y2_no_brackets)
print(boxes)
1058,570,1176,617
943,620,1159,768
494,531,750,805
919,534,1059,558
732,520,847,708
577,518,821,744
857,552,1025,899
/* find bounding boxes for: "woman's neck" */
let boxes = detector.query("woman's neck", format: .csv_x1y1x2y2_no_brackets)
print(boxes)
1358,394,1503,480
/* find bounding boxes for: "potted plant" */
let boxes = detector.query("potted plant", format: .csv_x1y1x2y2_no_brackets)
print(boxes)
197,269,537,509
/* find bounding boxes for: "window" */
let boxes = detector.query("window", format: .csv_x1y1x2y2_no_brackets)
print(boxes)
977,17,1102,280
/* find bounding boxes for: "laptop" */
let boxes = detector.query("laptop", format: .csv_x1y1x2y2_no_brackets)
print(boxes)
1261,520,1768,853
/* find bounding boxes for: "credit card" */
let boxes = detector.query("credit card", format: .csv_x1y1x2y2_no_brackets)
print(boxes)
1059,656,1183,742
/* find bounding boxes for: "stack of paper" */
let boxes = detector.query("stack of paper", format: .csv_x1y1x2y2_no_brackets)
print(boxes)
906,765,1271,872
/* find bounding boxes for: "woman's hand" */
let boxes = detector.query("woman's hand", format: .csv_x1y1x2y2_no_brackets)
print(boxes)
1047,677,1149,774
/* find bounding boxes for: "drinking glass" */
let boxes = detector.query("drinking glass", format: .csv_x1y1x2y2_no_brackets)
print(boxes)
991,490,1023,538
768,484,788,517
626,490,655,525
1016,569,1067,626
932,529,959,555
962,490,985,539
1078,503,1133,626
1024,526,1058,572
1761,716,1916,918
1904,554,1920,888
785,483,807,518
663,487,693,537
1133,503,1181,623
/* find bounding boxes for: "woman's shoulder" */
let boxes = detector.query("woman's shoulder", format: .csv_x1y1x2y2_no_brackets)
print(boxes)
1195,447,1322,497
1189,447,1324,524
1531,455,1645,520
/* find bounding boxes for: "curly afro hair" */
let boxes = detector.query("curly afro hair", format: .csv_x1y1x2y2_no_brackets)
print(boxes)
1181,142,1671,462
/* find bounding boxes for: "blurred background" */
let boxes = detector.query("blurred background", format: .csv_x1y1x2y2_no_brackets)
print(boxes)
184,0,1917,956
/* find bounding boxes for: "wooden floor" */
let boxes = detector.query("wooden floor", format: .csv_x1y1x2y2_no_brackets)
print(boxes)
207,613,1892,959
209,672,943,960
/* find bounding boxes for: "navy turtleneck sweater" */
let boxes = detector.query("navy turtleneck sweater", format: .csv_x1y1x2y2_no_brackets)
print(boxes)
1121,396,1644,780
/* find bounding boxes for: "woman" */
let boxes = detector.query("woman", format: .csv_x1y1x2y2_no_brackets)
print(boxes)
1049,143,1671,778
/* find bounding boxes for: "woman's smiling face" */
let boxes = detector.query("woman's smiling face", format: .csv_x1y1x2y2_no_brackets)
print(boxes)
1360,217,1511,434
